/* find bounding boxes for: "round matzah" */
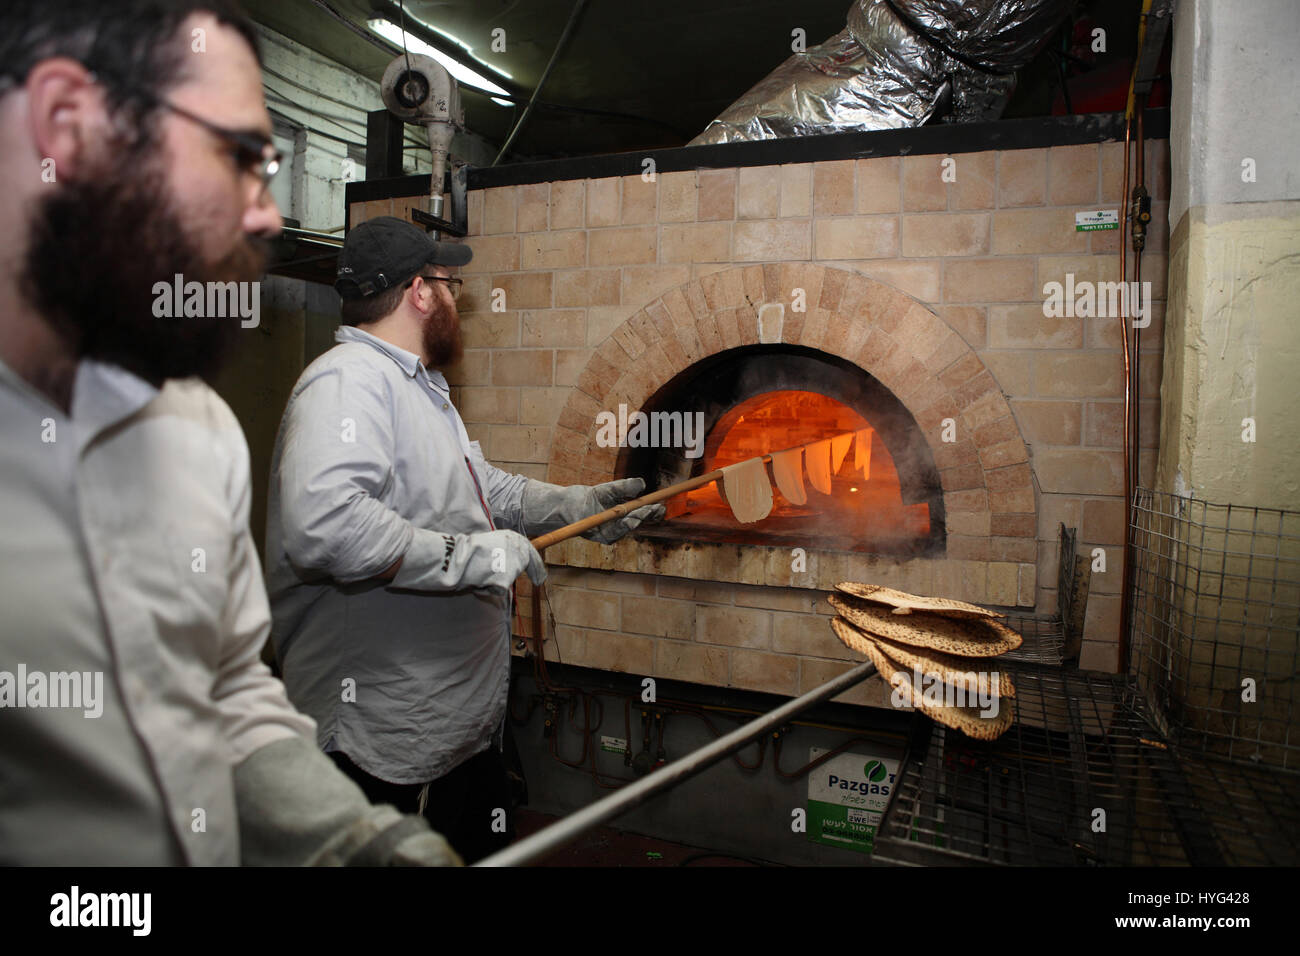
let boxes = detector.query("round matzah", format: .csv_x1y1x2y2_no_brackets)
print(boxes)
829,614,1015,698
829,593,1023,657
832,619,1013,741
836,582,1004,619
856,627,1015,699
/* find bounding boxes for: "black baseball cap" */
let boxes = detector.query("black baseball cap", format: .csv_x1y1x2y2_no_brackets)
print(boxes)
335,216,472,300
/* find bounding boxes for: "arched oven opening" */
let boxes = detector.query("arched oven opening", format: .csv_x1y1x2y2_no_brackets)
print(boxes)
618,345,946,557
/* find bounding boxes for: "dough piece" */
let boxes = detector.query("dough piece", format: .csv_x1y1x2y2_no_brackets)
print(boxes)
855,428,872,479
835,582,1005,620
804,439,833,495
852,630,1016,699
830,432,853,474
720,457,773,523
832,620,1014,741
770,447,806,505
828,594,1023,657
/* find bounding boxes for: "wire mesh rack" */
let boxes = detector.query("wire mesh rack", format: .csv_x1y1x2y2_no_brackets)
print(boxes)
871,491,1300,866
1000,524,1080,666
999,615,1067,666
1129,490,1300,771
873,662,1300,866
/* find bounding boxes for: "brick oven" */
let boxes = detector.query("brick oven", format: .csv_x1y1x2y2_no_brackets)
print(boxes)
349,117,1170,705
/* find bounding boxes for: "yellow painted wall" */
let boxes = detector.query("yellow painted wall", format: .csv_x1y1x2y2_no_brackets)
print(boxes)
1157,201,1300,510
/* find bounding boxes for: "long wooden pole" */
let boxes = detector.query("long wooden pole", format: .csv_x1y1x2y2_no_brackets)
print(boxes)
529,428,862,550
528,467,726,550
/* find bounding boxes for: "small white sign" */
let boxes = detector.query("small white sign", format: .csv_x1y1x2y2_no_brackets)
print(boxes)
600,735,628,755
1075,209,1120,231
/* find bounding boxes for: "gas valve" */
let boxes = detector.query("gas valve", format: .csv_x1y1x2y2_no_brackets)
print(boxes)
1130,184,1151,252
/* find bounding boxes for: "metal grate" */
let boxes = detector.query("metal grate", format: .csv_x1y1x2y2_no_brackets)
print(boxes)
873,491,1300,867
873,662,1300,866
1129,490,1300,771
999,614,1066,666
1000,524,1081,666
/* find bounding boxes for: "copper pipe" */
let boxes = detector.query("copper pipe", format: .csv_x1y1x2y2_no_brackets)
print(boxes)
1118,0,1155,679
1117,113,1133,674
1119,101,1149,677
1133,105,1146,495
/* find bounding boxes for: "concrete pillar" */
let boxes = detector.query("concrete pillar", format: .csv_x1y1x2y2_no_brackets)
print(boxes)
1158,0,1300,508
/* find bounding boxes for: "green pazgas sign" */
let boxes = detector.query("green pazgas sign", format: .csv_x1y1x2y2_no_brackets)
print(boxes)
806,748,900,855
1075,209,1120,231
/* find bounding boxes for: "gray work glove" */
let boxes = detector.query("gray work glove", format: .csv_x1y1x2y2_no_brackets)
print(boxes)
234,736,462,867
391,527,546,592
521,477,666,545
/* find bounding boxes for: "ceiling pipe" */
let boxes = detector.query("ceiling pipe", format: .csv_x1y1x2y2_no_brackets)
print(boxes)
691,0,1076,145
492,0,589,165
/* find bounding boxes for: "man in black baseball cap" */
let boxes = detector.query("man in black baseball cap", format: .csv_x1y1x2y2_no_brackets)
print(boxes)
265,215,664,862
332,215,472,366
335,214,472,299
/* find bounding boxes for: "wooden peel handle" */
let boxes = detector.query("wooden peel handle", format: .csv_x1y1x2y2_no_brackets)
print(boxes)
528,468,725,550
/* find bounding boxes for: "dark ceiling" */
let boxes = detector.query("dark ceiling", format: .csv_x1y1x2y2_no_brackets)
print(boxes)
242,0,1149,164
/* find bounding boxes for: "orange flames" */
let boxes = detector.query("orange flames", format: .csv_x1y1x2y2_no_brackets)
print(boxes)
670,390,929,544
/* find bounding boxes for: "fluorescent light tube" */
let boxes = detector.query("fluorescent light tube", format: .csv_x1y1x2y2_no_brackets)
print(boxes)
368,17,514,103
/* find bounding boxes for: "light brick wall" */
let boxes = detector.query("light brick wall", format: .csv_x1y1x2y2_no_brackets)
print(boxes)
451,140,1171,687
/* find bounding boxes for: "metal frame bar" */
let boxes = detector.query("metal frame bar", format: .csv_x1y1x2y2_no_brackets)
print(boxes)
476,660,878,866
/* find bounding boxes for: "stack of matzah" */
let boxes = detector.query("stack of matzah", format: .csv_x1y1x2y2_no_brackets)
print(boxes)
828,583,1022,741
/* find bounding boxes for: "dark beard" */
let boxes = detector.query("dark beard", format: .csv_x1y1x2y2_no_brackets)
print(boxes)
21,149,271,385
422,298,463,369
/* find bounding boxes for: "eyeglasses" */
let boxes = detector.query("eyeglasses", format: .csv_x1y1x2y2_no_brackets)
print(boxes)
2,63,283,194
149,95,283,194
413,274,463,301
75,68,283,194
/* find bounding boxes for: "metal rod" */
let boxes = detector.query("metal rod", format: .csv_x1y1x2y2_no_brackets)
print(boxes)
492,0,589,166
476,660,879,866
310,0,404,57
278,226,345,247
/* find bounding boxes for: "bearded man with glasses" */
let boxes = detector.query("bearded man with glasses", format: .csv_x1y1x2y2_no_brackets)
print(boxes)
0,0,460,866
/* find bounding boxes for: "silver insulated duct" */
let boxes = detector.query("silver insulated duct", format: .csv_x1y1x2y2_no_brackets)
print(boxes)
690,0,1075,145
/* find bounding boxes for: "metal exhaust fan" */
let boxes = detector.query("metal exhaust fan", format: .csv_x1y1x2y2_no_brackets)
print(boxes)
380,52,463,222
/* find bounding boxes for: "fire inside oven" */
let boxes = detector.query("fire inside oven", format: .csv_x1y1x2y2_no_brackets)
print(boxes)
620,345,946,555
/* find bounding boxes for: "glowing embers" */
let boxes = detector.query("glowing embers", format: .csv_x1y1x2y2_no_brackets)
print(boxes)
669,390,930,551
